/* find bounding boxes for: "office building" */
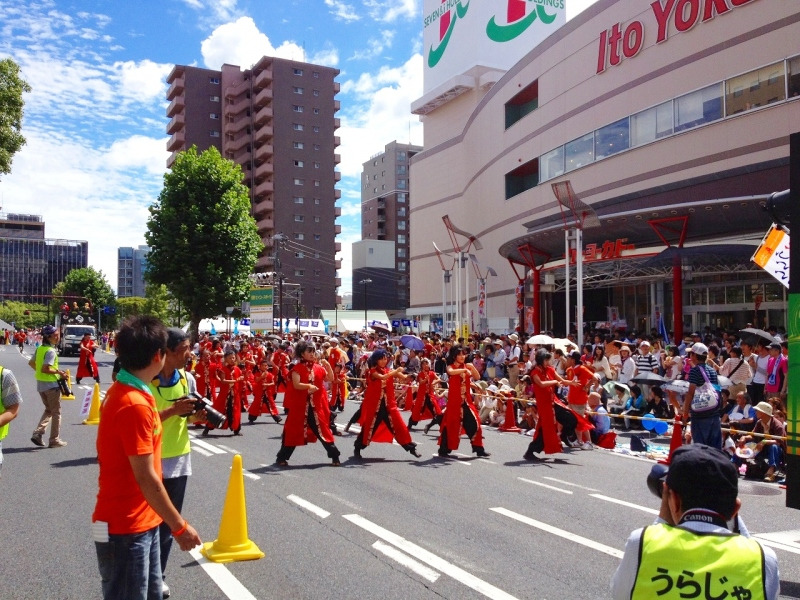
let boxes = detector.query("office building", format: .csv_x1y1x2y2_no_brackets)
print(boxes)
0,212,88,303
117,245,150,297
165,56,342,318
360,141,422,311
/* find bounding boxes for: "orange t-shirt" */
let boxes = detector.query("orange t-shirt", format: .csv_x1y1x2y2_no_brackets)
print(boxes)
92,382,163,535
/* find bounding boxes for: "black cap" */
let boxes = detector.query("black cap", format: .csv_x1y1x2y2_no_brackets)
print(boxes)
666,445,738,517
569,351,582,364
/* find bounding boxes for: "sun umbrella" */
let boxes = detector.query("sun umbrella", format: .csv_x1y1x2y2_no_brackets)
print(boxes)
739,327,778,344
400,334,425,351
716,375,733,389
663,380,690,394
603,380,630,396
526,333,554,346
629,372,668,385
369,321,391,334
552,338,578,354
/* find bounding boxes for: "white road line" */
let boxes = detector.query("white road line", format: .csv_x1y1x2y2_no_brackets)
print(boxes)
188,548,258,600
344,513,520,600
216,444,242,454
372,541,441,583
192,446,213,457
517,477,573,495
589,494,659,515
753,530,800,555
189,436,228,454
287,494,331,519
320,491,362,511
430,453,471,465
490,507,624,559
542,477,599,492
242,470,260,481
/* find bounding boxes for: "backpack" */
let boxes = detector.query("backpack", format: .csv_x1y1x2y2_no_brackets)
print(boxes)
690,365,720,413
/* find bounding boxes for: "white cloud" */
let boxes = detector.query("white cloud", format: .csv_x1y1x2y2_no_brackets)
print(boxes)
325,0,360,22
114,59,172,103
364,0,419,23
349,30,394,61
178,0,241,25
308,45,340,68
200,17,307,70
105,135,169,176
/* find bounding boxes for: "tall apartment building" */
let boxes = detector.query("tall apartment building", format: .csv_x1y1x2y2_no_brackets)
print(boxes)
360,141,422,311
0,212,88,303
165,56,342,318
117,245,150,297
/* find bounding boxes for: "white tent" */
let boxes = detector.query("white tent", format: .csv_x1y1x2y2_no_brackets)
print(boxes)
195,317,251,336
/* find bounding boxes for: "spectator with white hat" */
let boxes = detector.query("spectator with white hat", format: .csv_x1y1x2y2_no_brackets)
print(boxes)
742,401,786,482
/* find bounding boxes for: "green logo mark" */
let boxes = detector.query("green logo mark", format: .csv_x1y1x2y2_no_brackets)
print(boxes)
427,0,471,68
486,4,557,43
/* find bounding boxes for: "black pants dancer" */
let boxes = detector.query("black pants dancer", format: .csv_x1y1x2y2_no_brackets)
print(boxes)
276,402,340,464
353,401,419,458
438,402,489,457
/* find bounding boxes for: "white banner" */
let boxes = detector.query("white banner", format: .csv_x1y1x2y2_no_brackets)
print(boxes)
79,388,93,419
752,224,790,288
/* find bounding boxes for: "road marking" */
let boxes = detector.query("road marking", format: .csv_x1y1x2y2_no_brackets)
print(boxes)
189,436,228,454
189,547,258,600
320,491,361,511
242,469,260,481
192,446,213,457
372,541,441,583
344,513,520,600
431,453,471,465
589,494,659,515
517,477,573,494
542,477,599,492
216,444,242,454
288,494,331,519
490,507,624,559
753,530,800,555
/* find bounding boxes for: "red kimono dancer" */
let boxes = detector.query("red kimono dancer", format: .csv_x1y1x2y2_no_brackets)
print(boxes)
525,361,576,459
205,353,244,435
76,335,100,384
273,347,291,393
408,366,442,432
438,354,490,458
275,348,340,466
354,355,421,459
193,352,218,404
248,361,281,423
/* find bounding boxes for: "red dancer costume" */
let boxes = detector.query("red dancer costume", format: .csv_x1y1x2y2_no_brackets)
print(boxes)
408,360,442,432
273,344,291,392
192,350,218,403
354,349,421,459
205,351,244,435
76,334,100,384
438,345,490,458
248,360,281,423
275,342,340,466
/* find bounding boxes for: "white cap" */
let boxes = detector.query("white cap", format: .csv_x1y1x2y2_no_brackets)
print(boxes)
690,342,709,356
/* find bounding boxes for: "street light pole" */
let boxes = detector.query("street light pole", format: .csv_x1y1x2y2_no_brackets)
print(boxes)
359,278,372,332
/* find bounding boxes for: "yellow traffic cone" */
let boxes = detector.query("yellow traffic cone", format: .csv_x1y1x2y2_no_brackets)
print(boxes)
201,454,264,563
61,369,76,400
83,383,102,425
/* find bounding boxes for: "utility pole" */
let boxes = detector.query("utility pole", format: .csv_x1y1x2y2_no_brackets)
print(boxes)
296,288,303,334
273,232,287,335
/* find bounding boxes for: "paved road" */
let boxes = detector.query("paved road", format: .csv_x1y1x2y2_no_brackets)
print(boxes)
1,344,798,599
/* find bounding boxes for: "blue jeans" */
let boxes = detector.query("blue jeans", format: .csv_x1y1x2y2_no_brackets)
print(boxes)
690,415,722,449
761,443,784,468
159,475,188,577
96,526,162,600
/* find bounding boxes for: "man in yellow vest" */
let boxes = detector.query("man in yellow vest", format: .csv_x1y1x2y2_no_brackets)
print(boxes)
611,444,780,599
29,325,68,448
0,365,23,478
148,328,201,600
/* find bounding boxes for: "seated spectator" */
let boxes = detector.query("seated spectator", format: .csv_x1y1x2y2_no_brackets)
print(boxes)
588,392,614,448
488,388,509,427
478,384,498,424
742,401,787,482
645,386,671,419
518,400,538,433
605,382,630,428
622,384,647,430
722,391,755,432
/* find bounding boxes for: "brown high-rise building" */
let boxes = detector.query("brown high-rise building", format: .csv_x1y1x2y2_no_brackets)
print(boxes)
166,57,342,318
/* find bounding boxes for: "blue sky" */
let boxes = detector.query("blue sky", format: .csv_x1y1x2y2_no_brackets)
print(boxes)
0,0,597,298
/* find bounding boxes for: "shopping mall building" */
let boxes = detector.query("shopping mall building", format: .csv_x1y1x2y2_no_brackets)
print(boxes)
408,0,799,338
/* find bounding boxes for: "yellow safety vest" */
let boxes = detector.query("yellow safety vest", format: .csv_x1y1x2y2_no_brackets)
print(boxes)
34,345,59,382
149,370,191,459
632,523,766,600
0,366,9,441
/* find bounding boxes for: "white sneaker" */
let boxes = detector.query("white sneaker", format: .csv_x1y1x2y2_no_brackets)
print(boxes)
161,581,170,598
581,442,594,450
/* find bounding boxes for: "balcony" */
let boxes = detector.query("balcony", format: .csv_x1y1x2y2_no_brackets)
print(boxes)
253,198,274,215
257,217,275,231
334,117,341,129
166,113,185,135
166,152,177,169
335,277,342,287
335,242,341,252
253,161,274,182
334,135,340,146
335,259,342,270
334,100,341,112
253,87,272,108
253,124,273,143
167,96,184,118
254,179,273,197
254,105,273,125
254,68,273,89
334,224,341,234
334,189,341,199
334,206,341,217
167,75,185,100
224,96,251,120
167,131,185,152
334,153,341,165
377,227,386,236
254,143,273,164
263,237,274,249
224,131,251,153
225,116,249,135
334,171,341,182
334,82,340,93
255,255,275,270
234,149,251,166
376,215,386,223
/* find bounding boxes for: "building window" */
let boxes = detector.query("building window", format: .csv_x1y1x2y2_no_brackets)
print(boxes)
293,86,303,94
725,62,786,116
398,262,407,271
314,144,321,151
397,248,406,257
314,288,320,295
294,215,304,222
373,187,378,193
314,180,320,187
397,165,407,175
540,146,565,181
210,113,219,119
314,162,320,169
314,234,321,240
294,252,304,258
314,198,320,205
294,178,304,185
788,55,800,98
293,68,303,76
313,108,320,115
313,71,320,78
397,179,407,189
314,269,321,276
397,234,406,244
313,126,320,133
293,105,304,113
505,158,539,199
209,77,220,84
674,83,723,132
209,130,220,137
293,197,304,204
293,123,304,131
314,216,321,223
397,193,406,203
294,160,304,167
293,142,304,149
631,100,673,147
397,207,406,217
210,95,220,102
294,233,304,240
313,89,320,97
505,80,538,129
595,117,630,160
565,132,594,173
295,269,304,276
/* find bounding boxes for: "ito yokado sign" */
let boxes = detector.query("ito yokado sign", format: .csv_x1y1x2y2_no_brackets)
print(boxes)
422,0,566,94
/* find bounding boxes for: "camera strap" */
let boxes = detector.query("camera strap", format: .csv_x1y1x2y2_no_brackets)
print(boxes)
679,508,729,529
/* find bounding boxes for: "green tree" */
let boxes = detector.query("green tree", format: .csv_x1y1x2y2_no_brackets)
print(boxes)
117,296,147,319
0,58,32,177
52,267,116,315
143,283,173,324
145,146,262,340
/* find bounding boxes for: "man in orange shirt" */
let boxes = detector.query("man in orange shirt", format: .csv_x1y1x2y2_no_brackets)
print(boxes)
92,316,201,600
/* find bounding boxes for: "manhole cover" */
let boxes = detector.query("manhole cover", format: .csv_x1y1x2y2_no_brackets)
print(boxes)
737,480,783,496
